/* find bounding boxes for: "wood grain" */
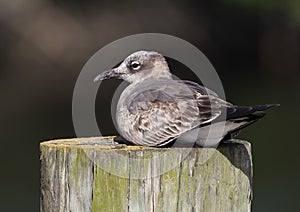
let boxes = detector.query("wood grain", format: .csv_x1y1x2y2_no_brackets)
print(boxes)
40,137,252,212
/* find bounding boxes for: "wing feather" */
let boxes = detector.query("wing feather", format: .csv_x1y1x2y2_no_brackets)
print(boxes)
118,80,234,146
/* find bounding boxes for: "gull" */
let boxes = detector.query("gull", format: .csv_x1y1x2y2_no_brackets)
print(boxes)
94,50,278,147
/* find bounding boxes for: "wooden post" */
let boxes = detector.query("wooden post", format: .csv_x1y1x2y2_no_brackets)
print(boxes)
40,137,252,212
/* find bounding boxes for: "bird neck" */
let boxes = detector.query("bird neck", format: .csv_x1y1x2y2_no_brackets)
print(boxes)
131,69,172,84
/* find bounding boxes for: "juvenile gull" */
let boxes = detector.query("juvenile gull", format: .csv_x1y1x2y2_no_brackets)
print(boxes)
94,51,278,147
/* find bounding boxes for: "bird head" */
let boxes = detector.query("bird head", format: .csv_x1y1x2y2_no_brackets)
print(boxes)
94,51,172,84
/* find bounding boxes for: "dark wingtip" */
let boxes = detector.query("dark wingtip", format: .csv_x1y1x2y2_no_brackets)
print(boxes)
253,104,280,111
225,104,279,121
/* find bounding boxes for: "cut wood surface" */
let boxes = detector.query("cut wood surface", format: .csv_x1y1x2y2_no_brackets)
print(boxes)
40,137,252,212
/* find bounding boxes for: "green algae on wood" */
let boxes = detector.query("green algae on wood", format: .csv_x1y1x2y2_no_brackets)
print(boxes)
40,137,252,212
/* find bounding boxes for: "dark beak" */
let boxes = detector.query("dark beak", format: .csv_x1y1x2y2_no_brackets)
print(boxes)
94,69,119,82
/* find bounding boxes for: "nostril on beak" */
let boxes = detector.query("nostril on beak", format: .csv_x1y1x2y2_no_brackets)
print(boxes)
94,69,117,82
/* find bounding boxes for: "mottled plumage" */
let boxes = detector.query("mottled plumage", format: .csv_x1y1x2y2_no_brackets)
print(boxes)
94,50,278,147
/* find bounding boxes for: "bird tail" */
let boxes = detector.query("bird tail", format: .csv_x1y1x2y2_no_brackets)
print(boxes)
220,104,280,140
226,104,280,120
180,104,279,147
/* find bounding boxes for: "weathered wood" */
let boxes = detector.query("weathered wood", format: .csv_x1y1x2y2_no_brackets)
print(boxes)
40,137,252,212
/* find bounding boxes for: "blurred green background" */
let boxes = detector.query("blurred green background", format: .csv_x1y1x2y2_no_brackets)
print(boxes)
0,0,299,211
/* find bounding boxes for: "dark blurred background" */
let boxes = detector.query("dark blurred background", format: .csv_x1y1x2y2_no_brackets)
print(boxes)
0,0,299,211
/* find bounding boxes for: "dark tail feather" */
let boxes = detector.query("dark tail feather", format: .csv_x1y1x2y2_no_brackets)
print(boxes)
226,104,280,120
221,104,279,140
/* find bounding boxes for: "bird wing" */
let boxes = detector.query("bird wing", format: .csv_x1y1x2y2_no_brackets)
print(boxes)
181,80,219,97
121,80,231,146
182,80,233,124
123,84,197,146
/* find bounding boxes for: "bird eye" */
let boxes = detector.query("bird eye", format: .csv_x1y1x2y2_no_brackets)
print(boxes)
130,61,141,70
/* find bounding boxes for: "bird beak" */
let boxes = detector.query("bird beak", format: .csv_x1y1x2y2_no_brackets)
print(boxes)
94,68,120,82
